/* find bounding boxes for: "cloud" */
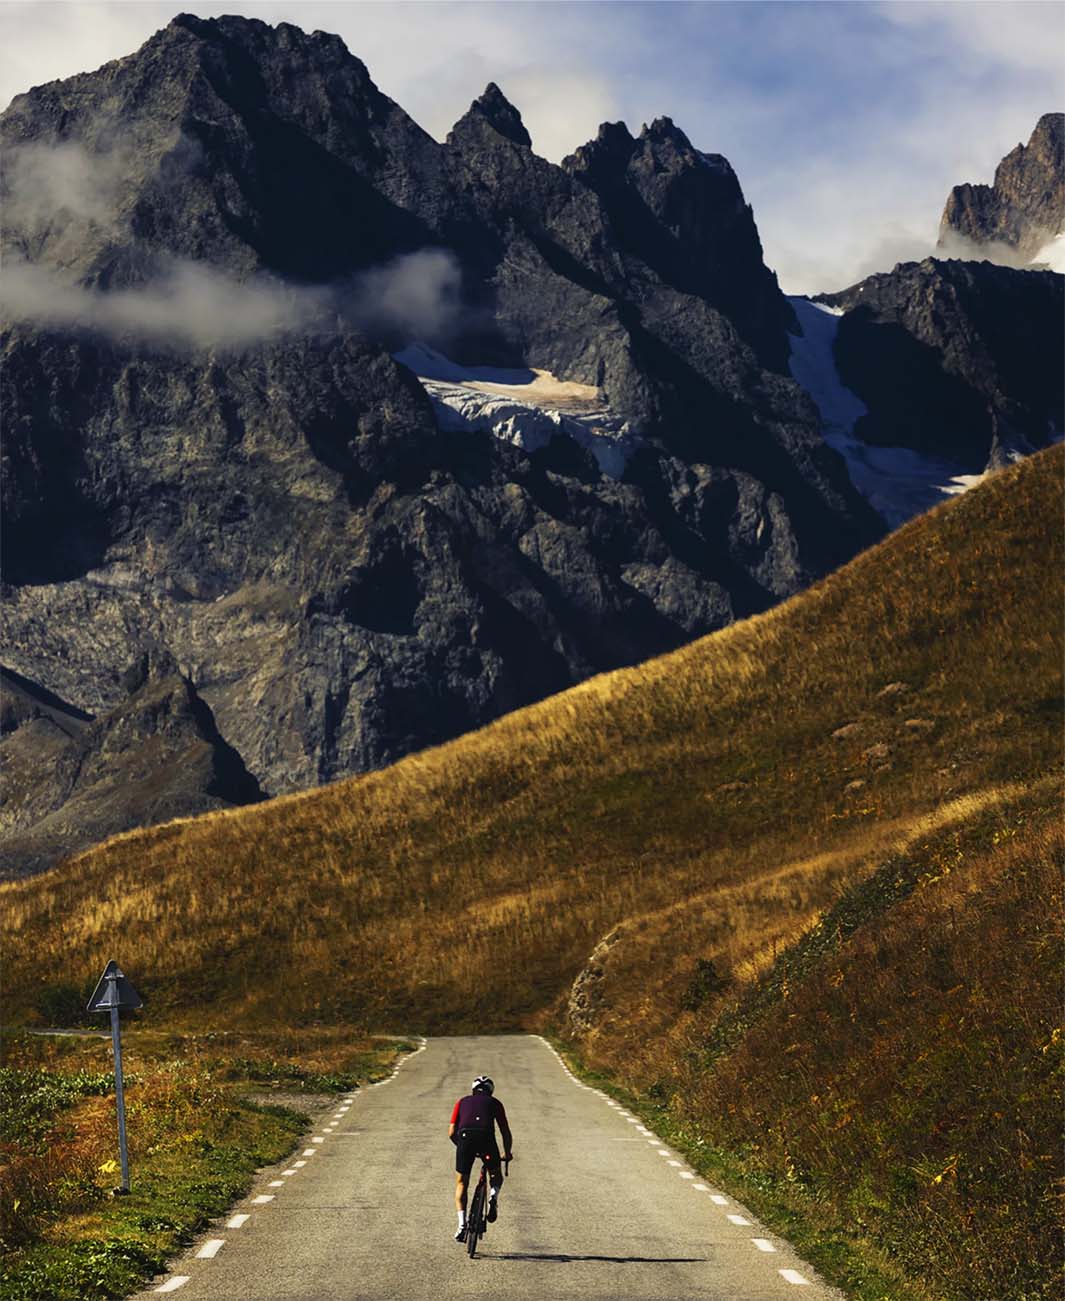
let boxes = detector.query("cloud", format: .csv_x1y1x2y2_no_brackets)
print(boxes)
0,259,326,348
0,250,464,351
3,141,128,230
351,249,462,343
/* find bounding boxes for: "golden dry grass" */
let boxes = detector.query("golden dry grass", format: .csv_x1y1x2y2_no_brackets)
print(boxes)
2,446,1061,1039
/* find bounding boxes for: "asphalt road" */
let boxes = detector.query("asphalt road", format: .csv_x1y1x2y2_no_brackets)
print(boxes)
134,1035,842,1300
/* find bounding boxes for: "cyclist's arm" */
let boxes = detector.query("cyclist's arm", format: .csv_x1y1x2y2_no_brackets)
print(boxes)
495,1100,513,1156
449,1099,460,1144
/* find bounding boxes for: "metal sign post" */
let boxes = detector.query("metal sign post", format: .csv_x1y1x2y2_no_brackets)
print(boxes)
87,960,143,1194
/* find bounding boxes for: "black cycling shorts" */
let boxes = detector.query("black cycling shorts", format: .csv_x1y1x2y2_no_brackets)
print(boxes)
454,1127,501,1180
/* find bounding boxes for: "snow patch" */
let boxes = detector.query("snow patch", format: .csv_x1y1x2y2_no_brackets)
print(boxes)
787,297,984,528
394,343,641,478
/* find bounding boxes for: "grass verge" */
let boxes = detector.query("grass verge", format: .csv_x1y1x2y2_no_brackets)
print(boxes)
0,1030,410,1300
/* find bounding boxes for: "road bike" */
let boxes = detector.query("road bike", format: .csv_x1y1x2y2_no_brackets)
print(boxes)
465,1153,509,1258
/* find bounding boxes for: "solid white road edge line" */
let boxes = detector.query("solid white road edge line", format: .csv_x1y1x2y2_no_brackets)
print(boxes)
196,1239,225,1259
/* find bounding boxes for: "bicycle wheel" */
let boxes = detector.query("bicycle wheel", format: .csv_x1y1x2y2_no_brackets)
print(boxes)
466,1181,485,1257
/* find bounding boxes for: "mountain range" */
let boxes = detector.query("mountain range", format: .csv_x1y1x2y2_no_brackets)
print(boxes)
0,13,1061,876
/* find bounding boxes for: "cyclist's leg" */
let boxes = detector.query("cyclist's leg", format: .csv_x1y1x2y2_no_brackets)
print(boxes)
455,1171,467,1212
486,1142,503,1190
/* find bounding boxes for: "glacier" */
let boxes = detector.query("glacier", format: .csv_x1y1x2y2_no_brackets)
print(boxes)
393,344,642,479
787,297,984,529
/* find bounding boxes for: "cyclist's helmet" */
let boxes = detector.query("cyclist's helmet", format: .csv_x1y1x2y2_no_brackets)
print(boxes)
471,1075,494,1095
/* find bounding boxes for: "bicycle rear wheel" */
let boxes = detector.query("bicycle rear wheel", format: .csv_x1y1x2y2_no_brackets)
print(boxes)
466,1181,485,1257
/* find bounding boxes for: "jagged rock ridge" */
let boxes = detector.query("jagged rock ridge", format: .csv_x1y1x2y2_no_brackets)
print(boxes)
938,113,1064,263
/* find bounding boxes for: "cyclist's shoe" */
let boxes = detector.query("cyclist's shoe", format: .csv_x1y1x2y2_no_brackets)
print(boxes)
454,1222,467,1242
487,1196,499,1223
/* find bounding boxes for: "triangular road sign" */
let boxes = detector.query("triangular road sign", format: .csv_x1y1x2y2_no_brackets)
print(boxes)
87,960,144,1012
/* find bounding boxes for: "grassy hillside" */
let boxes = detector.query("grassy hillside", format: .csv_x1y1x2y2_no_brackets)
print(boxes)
3,447,1060,1029
2,445,1061,1297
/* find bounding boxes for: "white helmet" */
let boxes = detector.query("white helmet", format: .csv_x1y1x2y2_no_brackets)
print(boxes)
471,1075,494,1095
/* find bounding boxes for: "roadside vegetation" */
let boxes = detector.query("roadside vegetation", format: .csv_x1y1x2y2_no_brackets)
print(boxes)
2,445,1061,1297
0,1030,409,1300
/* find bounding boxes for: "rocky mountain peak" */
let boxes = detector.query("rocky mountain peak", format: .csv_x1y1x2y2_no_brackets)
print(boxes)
938,111,1064,263
449,82,531,149
565,111,790,369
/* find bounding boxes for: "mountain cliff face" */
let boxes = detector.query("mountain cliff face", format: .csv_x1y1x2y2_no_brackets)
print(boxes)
817,258,1063,465
938,113,1064,263
0,15,1055,877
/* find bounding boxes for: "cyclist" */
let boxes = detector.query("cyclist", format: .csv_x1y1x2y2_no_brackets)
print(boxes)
449,1074,513,1241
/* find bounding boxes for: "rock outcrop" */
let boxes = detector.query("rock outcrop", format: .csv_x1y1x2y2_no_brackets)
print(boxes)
817,258,1063,466
0,657,262,879
938,113,1064,264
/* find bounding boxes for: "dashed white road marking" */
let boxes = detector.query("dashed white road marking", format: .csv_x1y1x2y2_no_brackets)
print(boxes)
312,1137,325,1144
268,1180,284,1188
302,1149,316,1156
251,1195,274,1205
282,1169,297,1176
196,1239,225,1259
155,1279,189,1294
226,1214,250,1229
537,1035,821,1293
294,1160,307,1168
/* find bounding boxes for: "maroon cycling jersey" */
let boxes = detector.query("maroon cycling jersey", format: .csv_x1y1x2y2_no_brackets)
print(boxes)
450,1093,507,1133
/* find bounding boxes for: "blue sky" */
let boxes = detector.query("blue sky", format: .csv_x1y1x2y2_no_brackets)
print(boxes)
1,1,1061,293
